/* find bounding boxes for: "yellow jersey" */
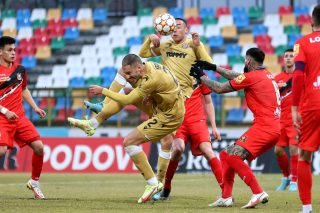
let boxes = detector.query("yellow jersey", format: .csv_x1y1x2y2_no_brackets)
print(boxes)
139,37,212,97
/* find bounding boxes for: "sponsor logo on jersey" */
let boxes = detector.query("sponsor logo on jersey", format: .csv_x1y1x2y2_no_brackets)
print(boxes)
293,44,299,56
166,51,187,58
182,43,189,49
313,76,320,89
309,36,320,43
234,74,246,84
239,135,247,143
17,73,22,80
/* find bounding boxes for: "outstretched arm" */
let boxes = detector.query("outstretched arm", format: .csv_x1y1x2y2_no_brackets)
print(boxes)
200,76,234,94
216,66,242,80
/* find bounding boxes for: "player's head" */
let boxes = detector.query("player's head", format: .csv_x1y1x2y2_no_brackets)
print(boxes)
311,5,320,29
122,54,144,83
283,48,294,71
172,18,188,43
0,36,16,64
244,47,265,72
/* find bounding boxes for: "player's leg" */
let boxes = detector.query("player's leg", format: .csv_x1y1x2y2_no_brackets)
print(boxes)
157,134,173,183
0,146,8,157
287,125,299,192
199,142,223,189
274,144,290,191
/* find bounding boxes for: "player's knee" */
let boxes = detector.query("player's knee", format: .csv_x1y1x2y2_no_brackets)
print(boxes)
274,146,284,156
299,150,312,162
289,145,298,156
31,141,44,155
0,146,7,157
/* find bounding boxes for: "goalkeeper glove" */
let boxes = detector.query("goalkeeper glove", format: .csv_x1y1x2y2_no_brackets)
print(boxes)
194,60,217,71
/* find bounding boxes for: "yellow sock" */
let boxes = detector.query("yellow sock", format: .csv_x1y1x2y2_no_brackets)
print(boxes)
131,152,155,181
157,149,171,182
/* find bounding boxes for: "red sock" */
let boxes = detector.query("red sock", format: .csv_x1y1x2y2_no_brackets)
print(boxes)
226,154,263,194
290,155,298,182
220,151,235,198
276,153,290,177
164,160,179,189
32,153,43,181
297,160,312,205
209,157,223,189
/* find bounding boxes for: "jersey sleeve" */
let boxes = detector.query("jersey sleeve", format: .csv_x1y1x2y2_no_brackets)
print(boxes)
137,75,156,96
200,83,212,95
229,73,253,91
22,68,27,87
293,40,306,63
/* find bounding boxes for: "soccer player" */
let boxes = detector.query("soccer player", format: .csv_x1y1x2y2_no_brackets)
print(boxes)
88,54,185,203
291,5,320,213
190,48,281,209
273,49,298,192
0,36,46,199
156,80,222,200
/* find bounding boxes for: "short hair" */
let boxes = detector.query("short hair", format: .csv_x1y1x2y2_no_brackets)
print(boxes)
284,48,294,54
0,36,15,49
246,47,265,64
175,18,188,27
312,5,320,26
122,54,142,66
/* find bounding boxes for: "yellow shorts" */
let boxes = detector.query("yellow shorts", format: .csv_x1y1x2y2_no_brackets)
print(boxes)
137,116,184,142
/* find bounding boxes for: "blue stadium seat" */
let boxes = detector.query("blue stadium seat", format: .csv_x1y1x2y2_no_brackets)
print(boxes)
226,44,241,57
226,108,244,123
69,77,85,88
288,34,302,46
235,15,249,28
93,8,107,22
127,36,143,47
169,7,183,18
294,5,309,16
200,8,214,18
232,7,247,17
21,56,36,69
252,25,267,37
101,66,117,78
17,9,31,21
64,27,80,40
208,36,224,48
17,19,32,29
74,108,83,119
56,97,71,110
62,8,77,20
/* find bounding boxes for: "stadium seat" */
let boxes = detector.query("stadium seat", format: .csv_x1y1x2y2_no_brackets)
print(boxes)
1,9,16,19
17,19,32,29
95,35,112,48
205,25,220,37
252,25,267,36
49,26,64,38
268,25,284,37
223,97,241,110
51,37,65,49
221,26,237,39
288,34,302,46
208,36,224,48
68,66,85,79
52,65,68,77
84,65,100,78
259,43,275,54
168,7,183,18
64,27,80,40
35,45,52,60
297,14,311,26
153,7,168,17
124,26,140,39
217,15,233,28
63,18,78,29
1,18,17,30
93,8,107,22
248,6,263,19
187,16,202,25
21,56,37,69
243,109,254,123
284,25,300,35
202,16,217,26
140,27,155,37
79,19,94,31
264,14,280,27
69,77,85,88
17,27,33,40
73,108,83,119
32,19,47,29
294,5,309,16
226,44,241,57
2,29,16,38
189,25,204,34
213,53,228,65
228,55,244,66
113,47,129,56
18,38,35,48
281,14,296,26
127,36,143,47
271,34,288,47
47,8,61,20
275,45,290,56
200,8,214,18
184,7,199,19
122,16,138,29
30,8,46,21
234,15,249,28
17,9,31,20
138,16,153,29
264,54,278,67
36,75,53,88
137,8,152,17
216,7,230,17
48,18,63,29
62,8,77,20
99,57,115,68
301,24,312,35
267,64,282,75
226,108,244,123
232,7,247,17
109,25,125,38
35,36,50,47
76,8,92,21
85,76,102,86
55,109,67,122
278,5,293,15
238,34,254,46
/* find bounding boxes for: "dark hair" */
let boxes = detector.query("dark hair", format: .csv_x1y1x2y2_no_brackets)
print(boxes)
0,36,15,49
312,5,320,26
284,48,294,54
122,54,142,66
246,47,265,64
175,18,188,27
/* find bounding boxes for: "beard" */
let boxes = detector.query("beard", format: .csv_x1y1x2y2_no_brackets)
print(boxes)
243,65,249,73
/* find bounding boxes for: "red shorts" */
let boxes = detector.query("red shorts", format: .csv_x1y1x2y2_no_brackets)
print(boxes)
175,119,211,156
299,110,320,152
276,122,298,147
236,124,280,161
0,116,40,149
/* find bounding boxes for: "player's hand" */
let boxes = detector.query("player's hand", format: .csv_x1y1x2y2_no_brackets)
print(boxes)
34,107,46,119
89,85,104,96
191,32,200,46
291,106,302,135
142,96,154,106
194,60,217,71
190,65,205,80
149,34,160,48
212,127,221,141
4,110,19,121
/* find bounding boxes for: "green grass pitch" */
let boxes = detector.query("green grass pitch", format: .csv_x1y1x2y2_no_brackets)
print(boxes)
0,173,319,212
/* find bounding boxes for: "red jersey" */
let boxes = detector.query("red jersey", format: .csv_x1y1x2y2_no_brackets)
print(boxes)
0,63,27,119
184,83,212,123
274,72,293,123
294,31,320,111
230,70,280,131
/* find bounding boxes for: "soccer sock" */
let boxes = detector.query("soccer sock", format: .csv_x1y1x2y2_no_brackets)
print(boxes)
226,154,263,194
220,151,235,198
290,155,298,182
208,157,223,189
276,152,290,178
164,160,179,190
297,160,312,205
89,117,99,128
31,153,43,181
156,149,171,183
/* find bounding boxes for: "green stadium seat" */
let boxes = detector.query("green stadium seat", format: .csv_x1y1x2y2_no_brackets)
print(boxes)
200,36,207,44
284,25,300,35
113,47,129,56
140,27,155,37
85,77,102,86
51,37,66,50
202,17,217,26
138,8,152,17
228,56,244,66
2,9,16,19
275,45,290,56
248,6,263,19
32,19,48,29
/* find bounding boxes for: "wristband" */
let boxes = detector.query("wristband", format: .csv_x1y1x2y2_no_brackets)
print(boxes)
1,107,8,114
115,73,127,86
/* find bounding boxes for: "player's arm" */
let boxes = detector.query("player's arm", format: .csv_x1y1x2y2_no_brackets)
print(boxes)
192,32,212,63
194,60,241,80
202,94,221,140
22,87,46,118
139,35,161,58
200,77,235,94
102,88,142,105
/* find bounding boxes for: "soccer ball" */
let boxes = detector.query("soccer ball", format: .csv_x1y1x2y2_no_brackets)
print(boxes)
153,13,176,36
